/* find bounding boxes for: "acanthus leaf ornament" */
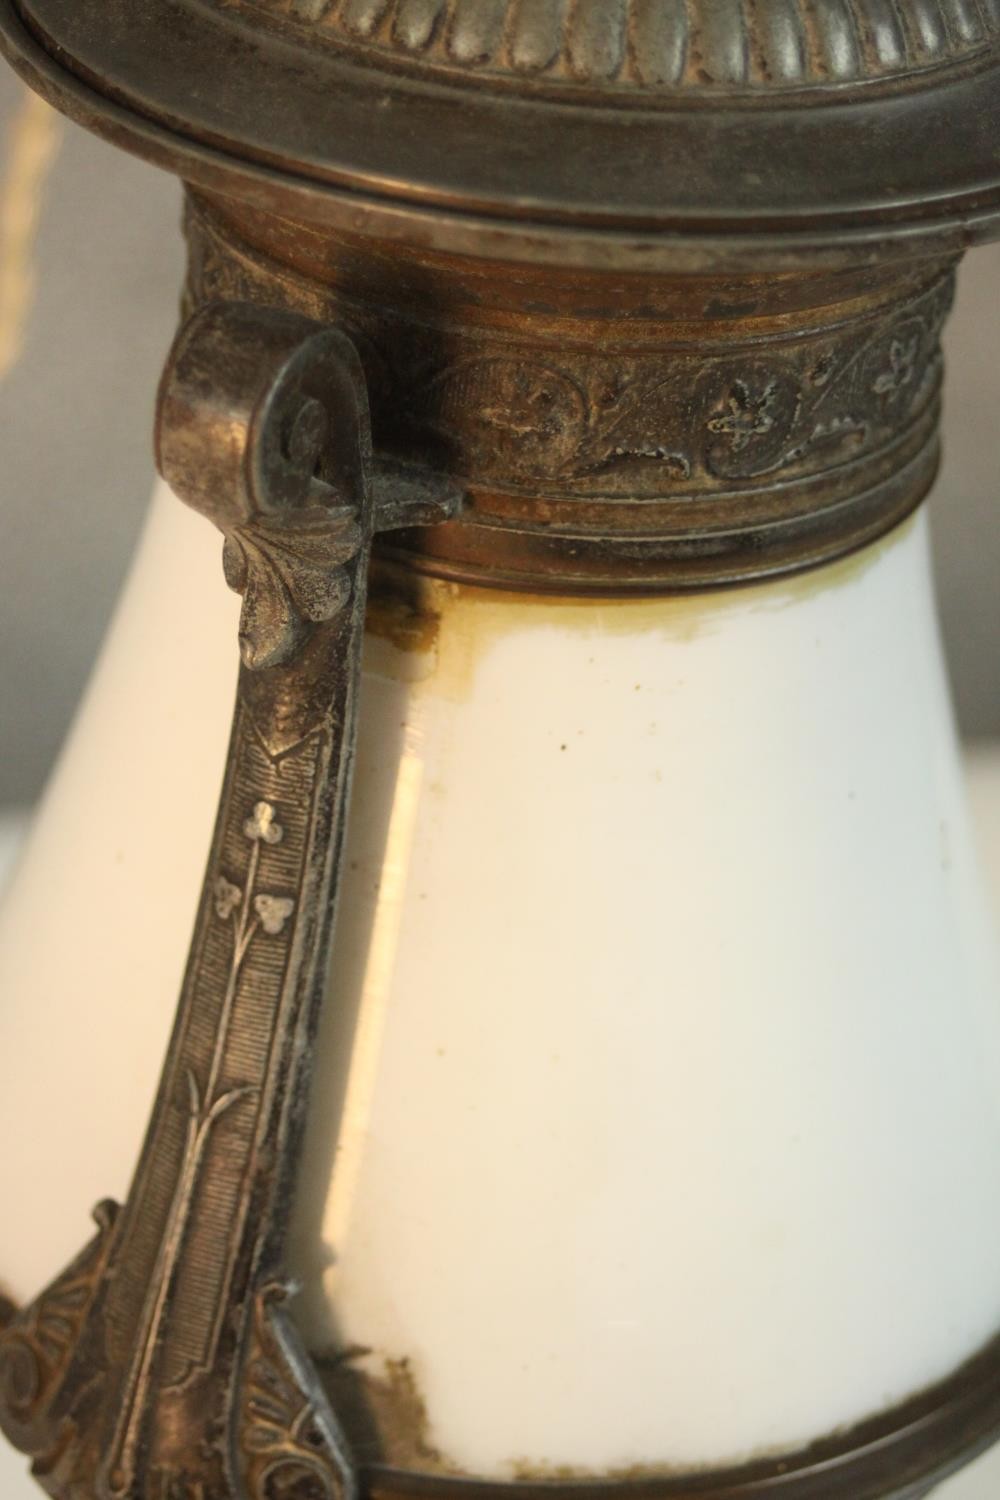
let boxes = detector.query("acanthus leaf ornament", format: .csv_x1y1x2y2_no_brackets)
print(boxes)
222,512,359,671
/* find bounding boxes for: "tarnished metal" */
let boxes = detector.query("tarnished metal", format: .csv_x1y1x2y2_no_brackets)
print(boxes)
5,0,1000,271
0,0,997,591
0,299,458,1500
2,0,1000,1495
184,191,958,591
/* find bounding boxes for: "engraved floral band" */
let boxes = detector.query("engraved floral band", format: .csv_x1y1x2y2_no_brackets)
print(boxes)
186,195,956,593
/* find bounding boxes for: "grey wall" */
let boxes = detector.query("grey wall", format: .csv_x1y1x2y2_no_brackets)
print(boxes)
0,79,997,805
936,250,1000,740
0,78,183,805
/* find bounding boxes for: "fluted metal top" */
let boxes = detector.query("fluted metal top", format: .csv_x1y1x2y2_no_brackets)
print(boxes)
3,0,1000,269
263,0,1000,92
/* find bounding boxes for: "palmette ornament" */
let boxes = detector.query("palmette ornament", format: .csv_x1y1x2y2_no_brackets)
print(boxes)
2,2,1000,1498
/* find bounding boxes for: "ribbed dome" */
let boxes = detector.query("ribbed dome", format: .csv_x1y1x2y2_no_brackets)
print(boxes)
5,0,1000,268
261,0,1000,91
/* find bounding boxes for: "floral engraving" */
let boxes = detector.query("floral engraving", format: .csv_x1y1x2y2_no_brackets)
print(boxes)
109,801,297,1494
427,357,588,474
214,876,242,920
707,378,780,452
190,199,955,519
254,894,295,936
406,282,947,491
873,335,918,397
702,363,804,480
245,799,285,844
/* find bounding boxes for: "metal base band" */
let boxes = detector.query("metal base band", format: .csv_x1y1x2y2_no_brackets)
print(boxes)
3,1268,1000,1499
363,1329,1000,1500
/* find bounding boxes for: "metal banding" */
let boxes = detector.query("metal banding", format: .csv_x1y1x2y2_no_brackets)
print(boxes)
359,1323,1000,1499
185,193,956,592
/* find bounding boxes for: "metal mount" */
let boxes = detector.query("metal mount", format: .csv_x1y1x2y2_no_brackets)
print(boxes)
0,300,459,1500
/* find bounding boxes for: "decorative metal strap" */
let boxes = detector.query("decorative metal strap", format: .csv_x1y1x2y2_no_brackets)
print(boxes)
0,300,459,1500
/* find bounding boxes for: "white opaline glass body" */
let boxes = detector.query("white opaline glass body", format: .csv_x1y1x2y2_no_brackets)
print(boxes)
292,509,1000,1476
1,482,999,1488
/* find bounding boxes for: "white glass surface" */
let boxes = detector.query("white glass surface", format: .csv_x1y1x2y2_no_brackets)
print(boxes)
1,487,999,1490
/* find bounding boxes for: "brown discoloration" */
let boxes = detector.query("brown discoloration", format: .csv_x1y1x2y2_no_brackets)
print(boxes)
509,1460,709,1483
359,1334,1000,1498
324,1350,861,1485
350,1356,448,1473
314,1328,1000,1495
320,1350,461,1475
366,562,443,657
362,512,918,708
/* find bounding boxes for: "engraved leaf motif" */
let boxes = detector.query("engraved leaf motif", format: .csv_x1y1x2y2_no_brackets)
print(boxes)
223,506,360,671
703,363,802,479
571,373,693,480
427,357,587,474
245,802,284,845
214,876,243,920
707,378,779,451
254,894,295,937
206,1085,257,1125
186,1067,203,1119
873,335,918,397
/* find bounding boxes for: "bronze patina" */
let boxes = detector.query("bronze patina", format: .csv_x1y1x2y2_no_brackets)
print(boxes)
1,1,1000,1497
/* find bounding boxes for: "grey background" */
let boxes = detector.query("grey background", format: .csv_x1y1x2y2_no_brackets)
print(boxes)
0,76,997,805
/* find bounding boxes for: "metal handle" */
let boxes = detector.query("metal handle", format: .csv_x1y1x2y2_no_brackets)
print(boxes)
0,300,459,1500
